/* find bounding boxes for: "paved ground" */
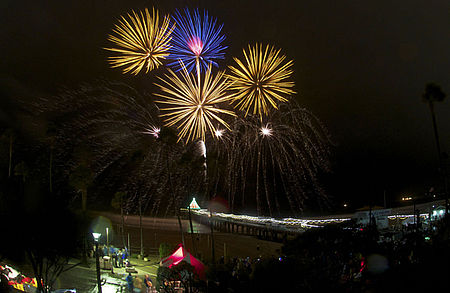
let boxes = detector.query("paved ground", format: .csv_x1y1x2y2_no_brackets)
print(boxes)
56,255,160,293
56,214,283,292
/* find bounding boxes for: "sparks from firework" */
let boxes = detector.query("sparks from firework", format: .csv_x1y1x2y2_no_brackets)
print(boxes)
198,140,207,158
155,61,236,142
260,125,272,137
227,44,295,119
167,8,226,73
105,8,175,75
214,129,224,138
209,102,332,216
39,82,207,217
142,126,161,138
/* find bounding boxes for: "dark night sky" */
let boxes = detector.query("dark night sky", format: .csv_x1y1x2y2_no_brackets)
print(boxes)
1,0,449,210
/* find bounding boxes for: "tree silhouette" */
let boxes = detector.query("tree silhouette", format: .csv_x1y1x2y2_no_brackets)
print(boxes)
14,161,29,183
423,83,446,162
45,122,57,193
111,191,127,248
1,161,83,293
69,146,94,265
69,146,94,213
422,83,448,215
69,164,94,213
1,128,15,178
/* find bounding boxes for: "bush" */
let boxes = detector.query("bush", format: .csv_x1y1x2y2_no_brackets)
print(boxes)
159,243,173,259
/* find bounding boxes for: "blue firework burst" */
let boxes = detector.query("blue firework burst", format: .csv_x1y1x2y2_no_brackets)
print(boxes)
167,8,227,73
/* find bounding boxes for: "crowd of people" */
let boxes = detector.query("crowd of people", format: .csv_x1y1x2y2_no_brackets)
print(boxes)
90,219,449,292
92,244,156,292
203,218,450,292
93,244,130,268
126,273,155,293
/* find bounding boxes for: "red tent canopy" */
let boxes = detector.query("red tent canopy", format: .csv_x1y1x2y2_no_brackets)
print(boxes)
160,244,205,279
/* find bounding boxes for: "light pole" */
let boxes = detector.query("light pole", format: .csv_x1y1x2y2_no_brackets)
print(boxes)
92,232,102,293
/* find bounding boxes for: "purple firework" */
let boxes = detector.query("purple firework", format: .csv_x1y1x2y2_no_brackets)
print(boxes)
167,8,227,73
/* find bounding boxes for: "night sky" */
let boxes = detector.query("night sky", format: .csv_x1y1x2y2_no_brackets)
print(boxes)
1,0,449,210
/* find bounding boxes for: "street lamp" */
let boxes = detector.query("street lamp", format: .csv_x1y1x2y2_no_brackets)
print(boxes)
92,232,102,293
106,228,109,247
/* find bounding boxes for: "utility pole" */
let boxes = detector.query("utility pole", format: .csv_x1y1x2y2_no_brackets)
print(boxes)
188,206,197,255
139,200,144,257
93,235,102,293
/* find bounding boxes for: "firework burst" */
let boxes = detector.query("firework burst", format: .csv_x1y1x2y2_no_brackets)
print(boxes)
228,44,295,119
35,81,206,217
207,101,332,216
105,8,175,75
167,8,227,73
155,62,235,142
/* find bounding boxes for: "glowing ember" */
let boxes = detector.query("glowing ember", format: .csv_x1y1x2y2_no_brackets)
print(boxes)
260,126,272,136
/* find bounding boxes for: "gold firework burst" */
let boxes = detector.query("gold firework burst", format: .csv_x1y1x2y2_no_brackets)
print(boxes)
227,44,295,118
155,62,236,142
105,8,175,75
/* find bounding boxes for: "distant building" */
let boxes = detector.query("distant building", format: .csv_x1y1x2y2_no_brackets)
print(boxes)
353,207,391,229
431,205,445,220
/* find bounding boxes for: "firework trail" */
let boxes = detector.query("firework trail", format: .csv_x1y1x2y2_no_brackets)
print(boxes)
34,81,204,216
32,83,331,216
208,101,332,216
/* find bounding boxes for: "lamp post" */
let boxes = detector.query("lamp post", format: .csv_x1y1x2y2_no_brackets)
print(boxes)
92,232,102,293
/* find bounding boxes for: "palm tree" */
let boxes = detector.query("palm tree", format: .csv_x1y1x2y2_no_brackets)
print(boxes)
423,83,447,215
69,146,94,213
69,163,93,265
14,161,29,183
69,146,94,266
423,83,446,161
2,129,15,178
46,122,57,193
111,191,127,249
160,128,186,247
69,165,94,213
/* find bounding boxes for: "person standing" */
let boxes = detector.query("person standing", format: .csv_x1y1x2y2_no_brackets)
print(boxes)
118,249,124,268
113,249,118,268
125,273,134,292
144,274,153,293
134,275,143,292
109,245,115,256
122,248,128,267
